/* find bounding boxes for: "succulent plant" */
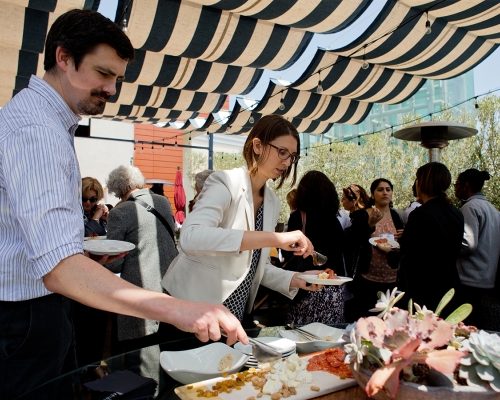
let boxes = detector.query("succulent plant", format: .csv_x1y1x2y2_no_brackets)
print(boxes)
459,330,500,392
356,309,466,398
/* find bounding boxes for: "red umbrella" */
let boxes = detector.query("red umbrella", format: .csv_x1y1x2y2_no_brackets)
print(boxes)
174,168,186,224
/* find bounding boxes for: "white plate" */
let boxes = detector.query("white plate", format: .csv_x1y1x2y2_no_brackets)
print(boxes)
160,342,249,385
84,235,107,241
279,323,345,354
234,337,296,356
175,354,357,400
298,275,353,285
83,239,135,255
369,236,400,249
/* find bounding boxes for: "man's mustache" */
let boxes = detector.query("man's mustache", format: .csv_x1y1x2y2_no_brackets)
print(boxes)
90,90,111,101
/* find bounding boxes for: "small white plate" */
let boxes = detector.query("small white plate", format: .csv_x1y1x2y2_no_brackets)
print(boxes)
369,236,400,249
160,343,249,385
83,239,135,255
279,323,345,354
84,236,107,241
234,337,296,356
298,275,353,285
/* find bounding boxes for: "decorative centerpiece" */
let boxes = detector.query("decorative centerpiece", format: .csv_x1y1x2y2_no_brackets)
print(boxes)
344,288,500,399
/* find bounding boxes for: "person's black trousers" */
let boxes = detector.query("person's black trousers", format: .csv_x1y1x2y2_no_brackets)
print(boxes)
0,294,76,399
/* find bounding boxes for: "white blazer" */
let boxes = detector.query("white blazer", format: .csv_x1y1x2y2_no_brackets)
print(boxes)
161,167,298,313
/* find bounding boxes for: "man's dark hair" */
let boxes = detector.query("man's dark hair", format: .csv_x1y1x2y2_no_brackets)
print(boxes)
44,9,134,72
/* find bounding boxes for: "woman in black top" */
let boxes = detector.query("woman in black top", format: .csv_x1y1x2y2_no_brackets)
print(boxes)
378,162,464,311
282,171,345,324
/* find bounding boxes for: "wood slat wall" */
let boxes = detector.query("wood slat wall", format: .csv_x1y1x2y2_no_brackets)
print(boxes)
134,124,184,214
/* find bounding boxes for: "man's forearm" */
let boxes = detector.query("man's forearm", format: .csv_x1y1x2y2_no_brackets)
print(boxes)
43,253,176,322
43,253,248,345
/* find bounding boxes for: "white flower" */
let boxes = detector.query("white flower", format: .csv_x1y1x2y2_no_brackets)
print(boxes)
344,329,369,371
369,287,405,319
413,303,434,319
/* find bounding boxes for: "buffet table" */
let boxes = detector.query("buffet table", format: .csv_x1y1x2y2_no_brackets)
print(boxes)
17,326,369,400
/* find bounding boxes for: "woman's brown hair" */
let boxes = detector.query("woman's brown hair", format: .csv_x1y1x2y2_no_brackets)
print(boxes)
416,162,452,203
342,184,369,212
242,114,300,189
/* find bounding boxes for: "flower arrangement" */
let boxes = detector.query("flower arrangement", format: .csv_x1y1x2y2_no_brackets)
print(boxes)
344,288,500,398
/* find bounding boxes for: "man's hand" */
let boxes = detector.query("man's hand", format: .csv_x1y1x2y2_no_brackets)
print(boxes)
85,250,128,265
169,299,248,346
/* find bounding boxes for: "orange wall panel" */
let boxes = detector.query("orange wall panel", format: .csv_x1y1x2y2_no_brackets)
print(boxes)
133,125,184,214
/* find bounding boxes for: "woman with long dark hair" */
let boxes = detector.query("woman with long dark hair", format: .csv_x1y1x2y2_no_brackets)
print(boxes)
348,178,407,320
282,171,346,324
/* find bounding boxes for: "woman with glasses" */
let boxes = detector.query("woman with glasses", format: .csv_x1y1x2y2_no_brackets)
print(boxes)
75,177,109,367
162,115,322,326
82,176,108,237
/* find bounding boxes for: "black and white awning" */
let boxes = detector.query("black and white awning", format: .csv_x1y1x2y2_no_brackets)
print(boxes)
1,0,500,138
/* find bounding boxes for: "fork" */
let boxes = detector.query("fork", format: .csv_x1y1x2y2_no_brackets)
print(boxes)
220,329,282,364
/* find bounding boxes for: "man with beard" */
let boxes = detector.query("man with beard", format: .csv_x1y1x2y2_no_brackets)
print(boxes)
0,9,246,398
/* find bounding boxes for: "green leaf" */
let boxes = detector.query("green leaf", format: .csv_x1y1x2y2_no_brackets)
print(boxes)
435,288,455,317
408,298,413,315
445,304,473,325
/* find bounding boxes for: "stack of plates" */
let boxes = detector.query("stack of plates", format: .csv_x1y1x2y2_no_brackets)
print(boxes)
234,337,296,368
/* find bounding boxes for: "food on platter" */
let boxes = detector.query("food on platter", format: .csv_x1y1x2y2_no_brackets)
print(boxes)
306,348,354,379
317,268,338,280
219,354,234,371
186,354,313,398
262,354,312,395
88,233,99,239
374,238,388,244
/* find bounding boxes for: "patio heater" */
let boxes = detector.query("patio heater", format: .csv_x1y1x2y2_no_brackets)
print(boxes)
394,121,477,163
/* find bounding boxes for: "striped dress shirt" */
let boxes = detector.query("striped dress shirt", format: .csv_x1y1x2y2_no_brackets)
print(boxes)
0,76,84,301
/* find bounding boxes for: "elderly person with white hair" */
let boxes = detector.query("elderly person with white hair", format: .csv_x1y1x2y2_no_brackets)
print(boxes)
189,169,214,213
105,165,178,353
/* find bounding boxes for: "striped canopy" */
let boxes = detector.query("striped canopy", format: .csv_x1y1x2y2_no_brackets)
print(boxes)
1,0,500,137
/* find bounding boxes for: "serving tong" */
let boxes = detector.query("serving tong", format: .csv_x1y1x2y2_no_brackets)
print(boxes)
220,329,282,363
287,324,322,341
288,243,328,267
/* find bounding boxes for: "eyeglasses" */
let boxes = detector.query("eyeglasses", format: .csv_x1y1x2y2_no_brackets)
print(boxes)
268,143,300,164
82,196,98,203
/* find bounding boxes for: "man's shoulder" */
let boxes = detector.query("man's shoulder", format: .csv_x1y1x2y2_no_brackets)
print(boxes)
0,88,53,137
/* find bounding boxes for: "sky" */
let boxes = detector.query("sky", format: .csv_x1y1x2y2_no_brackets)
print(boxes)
98,0,500,104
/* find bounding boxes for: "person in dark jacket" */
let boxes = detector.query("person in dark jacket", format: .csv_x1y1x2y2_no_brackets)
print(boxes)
282,171,345,324
379,162,464,312
82,176,108,237
347,178,407,320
